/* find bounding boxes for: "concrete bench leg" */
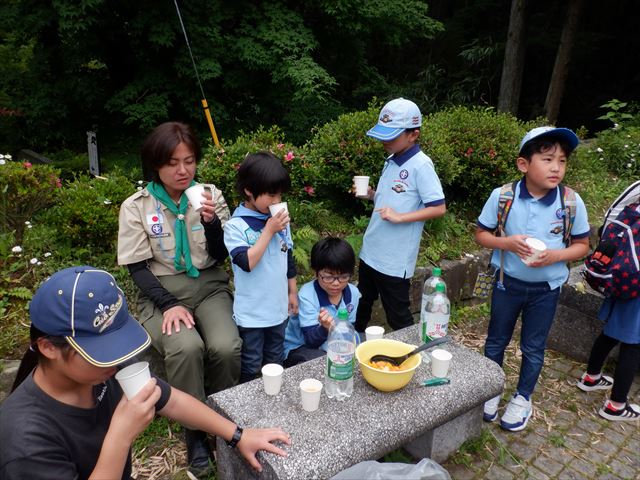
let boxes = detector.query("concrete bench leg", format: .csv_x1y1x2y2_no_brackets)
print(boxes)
403,405,483,463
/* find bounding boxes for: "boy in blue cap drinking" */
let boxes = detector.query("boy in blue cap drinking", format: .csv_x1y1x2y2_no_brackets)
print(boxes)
476,127,590,431
354,98,446,334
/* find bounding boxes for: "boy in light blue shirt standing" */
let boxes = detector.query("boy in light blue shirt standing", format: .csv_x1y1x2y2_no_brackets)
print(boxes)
224,152,298,383
476,127,590,432
355,98,446,334
283,237,361,367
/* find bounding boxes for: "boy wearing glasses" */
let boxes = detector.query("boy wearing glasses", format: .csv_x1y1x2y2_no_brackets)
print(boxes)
283,237,361,367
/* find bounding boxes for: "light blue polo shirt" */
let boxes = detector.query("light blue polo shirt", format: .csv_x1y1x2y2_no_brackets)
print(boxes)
284,281,360,359
360,145,445,278
224,213,289,328
477,178,590,289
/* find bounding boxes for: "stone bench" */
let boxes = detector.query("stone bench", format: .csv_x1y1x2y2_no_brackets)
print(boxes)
207,325,504,480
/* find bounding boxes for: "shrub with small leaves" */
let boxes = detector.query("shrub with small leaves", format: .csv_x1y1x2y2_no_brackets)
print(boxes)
0,159,62,242
589,125,640,177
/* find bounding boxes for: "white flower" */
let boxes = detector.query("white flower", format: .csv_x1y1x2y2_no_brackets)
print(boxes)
0,159,5,165
599,157,604,161
627,163,632,168
596,147,603,153
0,154,4,159
11,246,22,253
614,123,620,129
138,180,144,185
27,225,32,229
44,252,52,257
30,258,38,265
625,144,629,148
24,221,31,225
103,200,112,205
137,186,143,191
37,261,42,266
5,154,10,160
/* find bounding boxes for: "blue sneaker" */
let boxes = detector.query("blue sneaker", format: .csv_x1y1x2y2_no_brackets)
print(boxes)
500,393,532,431
483,395,501,422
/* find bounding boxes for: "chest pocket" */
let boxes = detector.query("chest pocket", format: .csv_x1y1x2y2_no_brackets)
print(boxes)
148,225,176,260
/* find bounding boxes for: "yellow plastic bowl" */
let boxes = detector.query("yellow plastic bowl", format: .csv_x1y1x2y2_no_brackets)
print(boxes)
355,339,422,392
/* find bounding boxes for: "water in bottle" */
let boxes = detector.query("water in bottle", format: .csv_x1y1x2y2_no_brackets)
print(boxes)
325,308,357,400
420,267,446,315
420,282,450,343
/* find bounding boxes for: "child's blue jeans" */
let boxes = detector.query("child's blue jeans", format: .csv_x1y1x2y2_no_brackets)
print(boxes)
238,319,288,383
485,272,561,398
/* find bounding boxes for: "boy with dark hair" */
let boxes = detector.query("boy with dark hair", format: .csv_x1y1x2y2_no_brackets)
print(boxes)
224,152,298,383
476,127,590,432
354,98,446,334
283,237,361,367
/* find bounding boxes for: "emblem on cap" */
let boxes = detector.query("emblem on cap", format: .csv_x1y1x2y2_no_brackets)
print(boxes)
93,294,123,333
380,113,392,123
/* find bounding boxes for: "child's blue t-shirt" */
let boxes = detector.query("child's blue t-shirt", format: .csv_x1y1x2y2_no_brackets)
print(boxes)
224,208,290,328
477,178,590,289
359,145,445,279
284,280,360,359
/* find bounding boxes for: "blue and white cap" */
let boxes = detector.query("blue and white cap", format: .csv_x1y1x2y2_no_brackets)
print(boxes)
519,127,580,154
367,98,422,141
30,266,151,367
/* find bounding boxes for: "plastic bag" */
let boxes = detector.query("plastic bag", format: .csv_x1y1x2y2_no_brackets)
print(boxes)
330,458,451,480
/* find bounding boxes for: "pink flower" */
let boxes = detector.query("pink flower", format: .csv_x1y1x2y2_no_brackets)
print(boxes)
488,148,497,159
304,185,315,196
277,143,285,150
285,151,295,162
234,163,241,170
465,148,474,158
23,161,32,169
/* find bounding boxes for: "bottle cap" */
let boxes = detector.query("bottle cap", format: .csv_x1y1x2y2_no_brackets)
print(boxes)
435,282,445,293
337,308,348,320
433,267,442,276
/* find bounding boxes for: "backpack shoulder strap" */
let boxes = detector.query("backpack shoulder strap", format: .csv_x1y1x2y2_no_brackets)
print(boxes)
497,181,518,237
559,184,577,247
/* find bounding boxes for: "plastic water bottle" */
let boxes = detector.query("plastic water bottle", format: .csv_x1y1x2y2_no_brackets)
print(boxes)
420,283,450,343
420,267,446,315
326,308,357,400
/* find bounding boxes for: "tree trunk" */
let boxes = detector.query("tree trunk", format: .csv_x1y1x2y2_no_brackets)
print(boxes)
497,0,528,115
544,0,584,124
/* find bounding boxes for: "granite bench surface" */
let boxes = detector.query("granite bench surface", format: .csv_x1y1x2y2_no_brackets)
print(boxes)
208,325,504,480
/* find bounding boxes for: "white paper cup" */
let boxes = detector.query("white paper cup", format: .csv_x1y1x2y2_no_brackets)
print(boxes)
268,202,288,219
353,176,370,197
261,363,284,395
431,349,452,378
116,361,151,399
300,378,323,412
523,237,547,265
365,325,385,341
185,184,205,212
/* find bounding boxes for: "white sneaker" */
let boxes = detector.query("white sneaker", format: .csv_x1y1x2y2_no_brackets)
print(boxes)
500,393,532,431
483,394,501,422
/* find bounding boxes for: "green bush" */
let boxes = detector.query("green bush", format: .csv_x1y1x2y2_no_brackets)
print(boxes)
42,170,136,253
0,159,62,243
588,125,640,177
422,106,537,206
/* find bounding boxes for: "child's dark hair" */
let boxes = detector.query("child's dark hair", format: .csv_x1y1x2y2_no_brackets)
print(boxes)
310,237,356,274
11,324,71,392
519,134,573,160
141,121,201,183
236,151,291,199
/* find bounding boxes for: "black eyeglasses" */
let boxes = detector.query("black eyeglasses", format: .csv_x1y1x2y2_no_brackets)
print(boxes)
318,273,351,283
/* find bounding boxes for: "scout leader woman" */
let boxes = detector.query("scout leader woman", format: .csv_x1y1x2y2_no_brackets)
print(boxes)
117,122,242,473
0,266,290,479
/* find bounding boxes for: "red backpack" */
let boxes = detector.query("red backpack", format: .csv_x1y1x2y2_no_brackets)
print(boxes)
582,202,640,298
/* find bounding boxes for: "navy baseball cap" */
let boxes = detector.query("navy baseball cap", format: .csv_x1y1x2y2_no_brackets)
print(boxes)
367,98,422,141
30,266,151,367
519,127,580,155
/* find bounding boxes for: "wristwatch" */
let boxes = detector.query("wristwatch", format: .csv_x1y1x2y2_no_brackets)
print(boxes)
226,425,243,448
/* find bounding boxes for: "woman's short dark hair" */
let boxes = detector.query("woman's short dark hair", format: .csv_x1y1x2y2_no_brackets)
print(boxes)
310,237,356,274
236,151,291,199
519,134,573,161
141,122,201,183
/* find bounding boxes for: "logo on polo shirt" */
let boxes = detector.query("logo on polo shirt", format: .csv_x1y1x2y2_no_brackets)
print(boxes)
244,228,261,246
399,169,408,179
550,225,563,235
555,208,565,219
392,183,406,193
346,303,354,313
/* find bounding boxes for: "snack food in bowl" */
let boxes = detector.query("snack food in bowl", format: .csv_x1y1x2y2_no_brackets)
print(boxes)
355,339,422,392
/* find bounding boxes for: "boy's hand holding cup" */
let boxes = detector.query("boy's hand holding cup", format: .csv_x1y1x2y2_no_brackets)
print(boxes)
522,237,547,266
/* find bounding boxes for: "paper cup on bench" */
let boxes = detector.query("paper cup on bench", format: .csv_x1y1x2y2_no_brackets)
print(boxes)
523,238,547,266
116,361,151,399
365,325,384,341
185,184,205,212
300,378,323,412
430,349,452,378
262,363,284,395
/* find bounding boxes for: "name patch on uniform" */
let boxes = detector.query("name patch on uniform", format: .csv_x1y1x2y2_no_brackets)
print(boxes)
191,225,203,232
146,213,164,225
244,228,261,246
150,233,170,239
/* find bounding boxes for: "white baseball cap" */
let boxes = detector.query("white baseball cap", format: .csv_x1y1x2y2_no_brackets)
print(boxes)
519,126,580,154
367,98,422,141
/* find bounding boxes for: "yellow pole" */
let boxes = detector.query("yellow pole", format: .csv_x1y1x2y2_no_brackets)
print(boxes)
201,98,220,148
